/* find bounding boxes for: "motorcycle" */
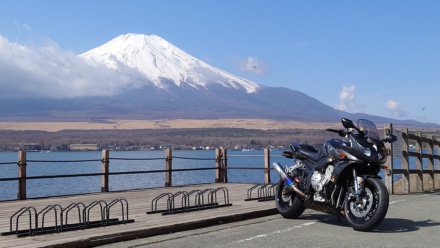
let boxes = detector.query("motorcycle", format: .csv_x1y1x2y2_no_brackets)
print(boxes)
273,118,397,231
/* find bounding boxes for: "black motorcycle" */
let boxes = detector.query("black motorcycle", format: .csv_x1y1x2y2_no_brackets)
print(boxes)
273,118,397,231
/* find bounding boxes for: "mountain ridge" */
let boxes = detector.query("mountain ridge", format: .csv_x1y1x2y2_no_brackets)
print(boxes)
80,33,260,93
0,33,438,128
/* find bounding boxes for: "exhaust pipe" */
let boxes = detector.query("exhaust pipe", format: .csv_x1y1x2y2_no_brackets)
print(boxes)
273,162,306,198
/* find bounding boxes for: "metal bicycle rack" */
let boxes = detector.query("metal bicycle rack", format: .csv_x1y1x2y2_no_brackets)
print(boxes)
245,183,276,202
1,198,134,237
147,187,232,215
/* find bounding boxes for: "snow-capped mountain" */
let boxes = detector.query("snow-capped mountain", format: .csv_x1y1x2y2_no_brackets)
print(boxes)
1,33,433,127
80,33,259,93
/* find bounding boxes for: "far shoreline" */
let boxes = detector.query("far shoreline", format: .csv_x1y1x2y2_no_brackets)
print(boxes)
0,119,340,132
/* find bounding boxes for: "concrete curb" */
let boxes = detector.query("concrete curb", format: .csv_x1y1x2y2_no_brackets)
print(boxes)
46,208,278,248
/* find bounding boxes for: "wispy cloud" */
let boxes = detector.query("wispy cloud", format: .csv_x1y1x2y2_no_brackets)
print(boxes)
385,100,407,117
239,57,267,75
336,85,356,112
0,36,138,99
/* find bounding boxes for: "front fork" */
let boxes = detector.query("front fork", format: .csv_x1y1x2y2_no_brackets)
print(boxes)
351,167,365,201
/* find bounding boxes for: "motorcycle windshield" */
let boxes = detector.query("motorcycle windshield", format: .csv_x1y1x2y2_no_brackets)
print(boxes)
357,119,379,140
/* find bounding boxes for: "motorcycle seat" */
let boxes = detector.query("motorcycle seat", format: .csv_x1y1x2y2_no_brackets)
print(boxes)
291,143,319,161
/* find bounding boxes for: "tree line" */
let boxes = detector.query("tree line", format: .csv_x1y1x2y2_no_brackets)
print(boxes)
0,128,338,152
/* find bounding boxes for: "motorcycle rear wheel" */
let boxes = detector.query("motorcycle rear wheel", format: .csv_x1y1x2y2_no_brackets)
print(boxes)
275,179,305,219
344,177,389,231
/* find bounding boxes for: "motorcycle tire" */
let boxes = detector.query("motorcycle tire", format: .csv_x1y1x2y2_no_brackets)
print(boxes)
344,177,389,231
275,179,305,219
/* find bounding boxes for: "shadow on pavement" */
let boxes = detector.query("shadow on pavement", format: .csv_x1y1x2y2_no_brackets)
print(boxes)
297,213,440,233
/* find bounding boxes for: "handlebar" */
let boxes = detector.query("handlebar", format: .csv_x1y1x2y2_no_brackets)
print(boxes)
325,128,339,133
326,128,347,137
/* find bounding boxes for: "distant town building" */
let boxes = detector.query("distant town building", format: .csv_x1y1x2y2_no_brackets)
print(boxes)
23,143,41,151
69,144,99,151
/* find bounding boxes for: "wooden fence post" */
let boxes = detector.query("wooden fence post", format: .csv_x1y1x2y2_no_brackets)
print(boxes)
414,131,423,192
216,148,228,183
101,149,109,192
384,123,393,194
222,148,228,183
165,149,172,187
402,128,410,193
426,135,434,192
215,148,221,183
264,148,271,184
17,151,27,200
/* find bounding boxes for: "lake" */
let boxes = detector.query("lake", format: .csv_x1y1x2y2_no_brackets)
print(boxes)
1,149,421,201
0,150,292,201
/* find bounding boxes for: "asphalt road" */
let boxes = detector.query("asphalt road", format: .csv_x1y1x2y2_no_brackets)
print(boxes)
98,192,440,248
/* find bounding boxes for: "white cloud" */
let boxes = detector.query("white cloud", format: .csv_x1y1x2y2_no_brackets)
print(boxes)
239,57,267,75
336,85,356,112
385,100,407,117
0,35,138,99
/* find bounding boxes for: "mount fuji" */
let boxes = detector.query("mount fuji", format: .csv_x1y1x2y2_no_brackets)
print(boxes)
74,33,348,122
80,33,259,94
0,33,426,126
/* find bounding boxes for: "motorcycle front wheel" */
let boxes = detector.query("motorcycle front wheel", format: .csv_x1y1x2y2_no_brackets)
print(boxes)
344,177,389,231
275,179,305,219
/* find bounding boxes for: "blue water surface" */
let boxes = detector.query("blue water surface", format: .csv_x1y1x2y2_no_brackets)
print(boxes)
0,150,291,201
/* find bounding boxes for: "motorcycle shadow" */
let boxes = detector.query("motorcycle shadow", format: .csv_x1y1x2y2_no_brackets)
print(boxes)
299,213,440,233
373,218,440,233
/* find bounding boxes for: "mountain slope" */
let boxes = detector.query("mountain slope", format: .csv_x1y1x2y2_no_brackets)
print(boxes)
80,33,259,93
76,33,348,122
0,33,436,127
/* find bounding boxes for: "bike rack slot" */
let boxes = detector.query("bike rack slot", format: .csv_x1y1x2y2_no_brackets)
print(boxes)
245,184,262,201
258,183,276,202
62,202,85,231
1,198,134,237
245,184,276,201
184,189,203,210
1,206,37,237
37,204,63,234
83,200,107,228
167,191,188,213
147,192,174,214
147,187,232,215
106,199,132,225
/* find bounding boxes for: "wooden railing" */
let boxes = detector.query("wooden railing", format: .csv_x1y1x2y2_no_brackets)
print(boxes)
2,148,273,200
383,123,440,194
4,124,439,200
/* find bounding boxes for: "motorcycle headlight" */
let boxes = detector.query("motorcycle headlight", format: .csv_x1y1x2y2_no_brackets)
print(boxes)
358,143,371,157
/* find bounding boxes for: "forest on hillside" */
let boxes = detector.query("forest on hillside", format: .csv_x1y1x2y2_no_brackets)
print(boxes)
0,128,345,152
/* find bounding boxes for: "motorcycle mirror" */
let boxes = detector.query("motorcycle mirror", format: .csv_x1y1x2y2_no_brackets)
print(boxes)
384,134,398,143
341,118,355,129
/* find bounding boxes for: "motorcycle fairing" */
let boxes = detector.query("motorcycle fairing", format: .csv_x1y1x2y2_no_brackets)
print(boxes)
331,160,381,185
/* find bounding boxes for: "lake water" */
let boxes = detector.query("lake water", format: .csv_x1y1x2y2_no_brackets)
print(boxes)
1,149,430,201
0,150,293,201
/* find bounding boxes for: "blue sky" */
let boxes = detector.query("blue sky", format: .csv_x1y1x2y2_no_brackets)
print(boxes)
0,0,439,123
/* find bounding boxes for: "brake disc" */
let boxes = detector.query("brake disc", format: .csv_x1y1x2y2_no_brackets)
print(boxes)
349,187,374,218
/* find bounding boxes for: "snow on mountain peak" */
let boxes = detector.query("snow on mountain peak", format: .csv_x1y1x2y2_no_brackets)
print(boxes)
80,33,260,93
